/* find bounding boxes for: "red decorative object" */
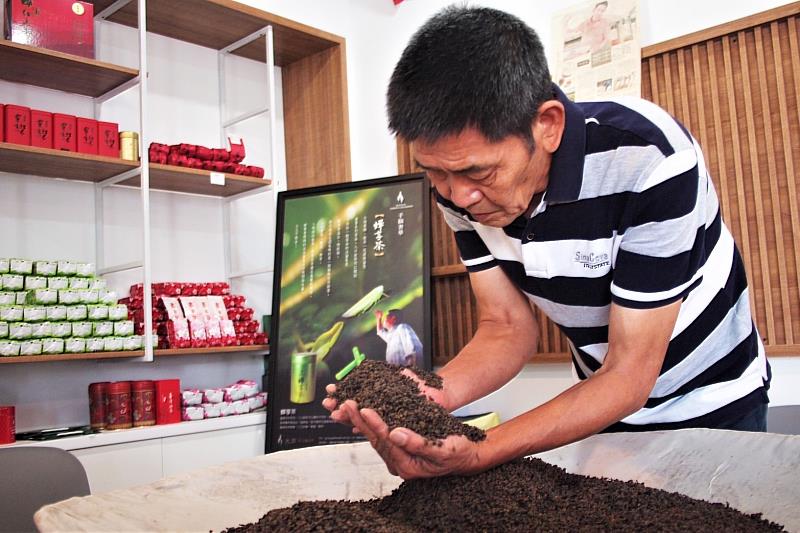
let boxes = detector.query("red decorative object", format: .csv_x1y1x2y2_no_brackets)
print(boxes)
105,381,132,430
132,380,156,427
88,381,109,429
4,104,31,145
97,121,119,158
0,406,15,444
228,137,245,163
0,104,4,142
155,379,181,424
7,0,95,59
76,117,98,154
30,109,52,148
53,113,76,151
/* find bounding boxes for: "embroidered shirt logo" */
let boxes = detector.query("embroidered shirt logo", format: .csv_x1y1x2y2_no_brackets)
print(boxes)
574,251,610,270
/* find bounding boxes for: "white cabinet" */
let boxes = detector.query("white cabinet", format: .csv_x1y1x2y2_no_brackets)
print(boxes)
72,439,163,494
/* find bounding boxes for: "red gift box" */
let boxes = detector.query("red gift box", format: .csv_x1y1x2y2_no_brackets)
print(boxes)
30,109,53,148
53,113,77,151
4,105,31,145
7,0,95,59
0,104,4,143
97,121,119,157
77,117,98,154
0,406,15,444
155,379,181,425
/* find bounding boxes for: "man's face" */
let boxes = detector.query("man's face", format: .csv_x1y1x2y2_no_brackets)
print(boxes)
413,127,551,227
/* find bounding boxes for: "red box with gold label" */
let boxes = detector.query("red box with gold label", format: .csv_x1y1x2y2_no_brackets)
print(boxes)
6,0,94,59
155,379,181,425
76,117,97,154
97,121,119,158
30,109,53,149
52,113,76,151
4,104,31,145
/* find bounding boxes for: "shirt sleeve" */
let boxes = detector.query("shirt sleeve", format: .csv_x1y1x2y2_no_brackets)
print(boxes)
434,191,497,273
611,137,718,309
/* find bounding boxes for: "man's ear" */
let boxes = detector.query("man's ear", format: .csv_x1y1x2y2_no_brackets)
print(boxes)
531,100,566,154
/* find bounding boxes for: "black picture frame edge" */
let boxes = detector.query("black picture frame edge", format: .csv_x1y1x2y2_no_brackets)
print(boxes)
265,172,430,454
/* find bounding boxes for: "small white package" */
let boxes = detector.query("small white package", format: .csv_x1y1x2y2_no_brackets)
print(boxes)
9,259,33,275
123,335,143,351
30,322,53,338
0,259,9,274
0,306,24,322
69,277,90,290
64,337,86,353
89,278,107,290
92,322,114,337
87,305,109,321
66,305,88,321
0,340,20,356
34,260,57,276
202,403,222,418
113,320,134,336
48,277,69,290
218,402,236,417
203,388,224,404
0,322,7,338
76,263,96,277
19,339,42,355
23,306,47,322
182,406,205,421
46,306,68,321
79,289,99,304
108,304,128,321
231,399,251,415
0,292,15,306
2,274,24,290
24,276,48,290
58,289,80,305
103,336,124,351
182,389,203,406
51,322,72,338
57,260,77,276
71,322,92,337
27,288,58,305
42,338,64,354
9,322,32,340
84,337,105,352
98,289,118,305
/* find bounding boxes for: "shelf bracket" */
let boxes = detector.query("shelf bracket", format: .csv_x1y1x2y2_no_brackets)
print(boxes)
98,261,144,276
228,267,274,279
96,75,142,105
95,0,134,20
98,166,141,188
220,26,272,55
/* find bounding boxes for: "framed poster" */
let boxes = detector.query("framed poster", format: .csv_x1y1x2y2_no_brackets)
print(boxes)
266,173,431,453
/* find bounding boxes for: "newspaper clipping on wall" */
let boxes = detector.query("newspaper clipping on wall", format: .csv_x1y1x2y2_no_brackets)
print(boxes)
551,0,640,101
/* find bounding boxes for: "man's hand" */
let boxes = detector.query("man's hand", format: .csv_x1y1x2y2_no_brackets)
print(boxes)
337,400,483,479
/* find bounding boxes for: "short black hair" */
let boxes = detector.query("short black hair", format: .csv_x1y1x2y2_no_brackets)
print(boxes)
387,6,552,146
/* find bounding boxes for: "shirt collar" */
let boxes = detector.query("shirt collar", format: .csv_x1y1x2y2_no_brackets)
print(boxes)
544,84,586,204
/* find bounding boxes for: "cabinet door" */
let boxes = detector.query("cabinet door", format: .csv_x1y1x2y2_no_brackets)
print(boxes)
161,425,265,477
71,440,163,494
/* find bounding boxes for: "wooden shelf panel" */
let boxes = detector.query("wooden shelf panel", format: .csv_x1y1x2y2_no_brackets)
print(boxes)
0,142,139,181
155,344,269,357
119,163,271,197
0,345,270,364
0,39,138,97
0,351,143,364
92,0,340,66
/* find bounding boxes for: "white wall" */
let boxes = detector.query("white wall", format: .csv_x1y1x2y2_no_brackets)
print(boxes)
1,0,797,433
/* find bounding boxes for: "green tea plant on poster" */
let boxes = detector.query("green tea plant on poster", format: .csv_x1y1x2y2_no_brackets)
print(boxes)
266,174,431,453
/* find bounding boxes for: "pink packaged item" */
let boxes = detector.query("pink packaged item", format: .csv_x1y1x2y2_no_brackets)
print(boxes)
231,399,250,415
220,320,237,346
218,402,236,417
205,319,223,347
206,296,228,319
181,389,203,406
203,388,224,404
189,320,208,348
160,297,185,320
247,394,266,410
223,385,247,402
236,379,259,398
182,406,205,421
202,403,222,418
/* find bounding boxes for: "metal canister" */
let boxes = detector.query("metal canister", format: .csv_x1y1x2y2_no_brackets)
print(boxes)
131,380,156,427
119,131,139,161
290,351,316,404
88,381,109,429
0,406,15,444
106,381,132,430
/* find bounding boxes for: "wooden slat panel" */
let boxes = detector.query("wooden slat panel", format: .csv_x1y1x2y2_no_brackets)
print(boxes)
643,11,800,354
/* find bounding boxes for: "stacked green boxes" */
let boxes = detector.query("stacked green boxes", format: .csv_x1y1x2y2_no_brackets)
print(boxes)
0,258,148,357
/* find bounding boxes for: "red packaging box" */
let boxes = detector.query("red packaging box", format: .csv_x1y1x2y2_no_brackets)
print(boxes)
0,104,5,143
53,113,76,151
189,320,208,348
155,379,181,425
76,117,98,154
97,121,119,158
4,104,31,145
7,0,95,59
30,109,53,148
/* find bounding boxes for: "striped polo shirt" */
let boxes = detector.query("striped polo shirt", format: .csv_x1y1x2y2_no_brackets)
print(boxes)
436,86,771,430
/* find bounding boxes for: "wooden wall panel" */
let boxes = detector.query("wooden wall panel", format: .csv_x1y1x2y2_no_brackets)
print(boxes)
403,4,800,364
283,44,351,189
641,10,800,352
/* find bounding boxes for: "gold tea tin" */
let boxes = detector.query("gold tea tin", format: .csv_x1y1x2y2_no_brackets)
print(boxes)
119,131,139,161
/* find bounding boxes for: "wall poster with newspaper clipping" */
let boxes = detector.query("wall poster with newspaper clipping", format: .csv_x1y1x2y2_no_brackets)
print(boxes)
266,173,431,453
551,0,641,101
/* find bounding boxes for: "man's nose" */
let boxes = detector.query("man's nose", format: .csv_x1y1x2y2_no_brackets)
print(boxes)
449,175,482,209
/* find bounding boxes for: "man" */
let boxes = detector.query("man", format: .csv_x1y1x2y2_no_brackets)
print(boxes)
324,6,770,479
375,309,424,367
